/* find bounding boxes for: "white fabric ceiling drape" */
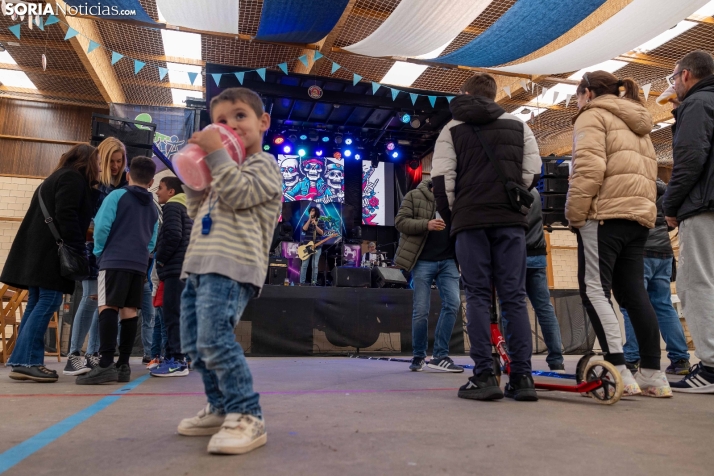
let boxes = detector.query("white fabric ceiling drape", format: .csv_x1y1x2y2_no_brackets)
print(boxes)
494,0,709,75
343,0,494,58
156,0,240,34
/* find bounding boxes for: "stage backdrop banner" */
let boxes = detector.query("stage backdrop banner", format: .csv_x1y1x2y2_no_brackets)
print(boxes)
279,154,344,204
110,104,196,173
362,160,394,226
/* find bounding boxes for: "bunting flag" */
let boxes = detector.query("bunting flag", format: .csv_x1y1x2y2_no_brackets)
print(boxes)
45,15,59,26
212,73,223,86
35,15,44,31
410,93,418,105
298,55,309,67
159,67,169,81
278,62,288,74
642,83,652,101
314,51,324,61
428,96,436,107
235,72,245,84
87,40,100,54
187,71,198,85
503,86,511,98
519,79,529,92
552,91,559,104
64,27,79,41
8,24,21,39
371,82,381,94
352,74,362,86
541,87,549,98
256,68,266,81
134,60,145,75
111,52,124,65
565,94,573,108
331,62,341,74
447,96,455,103
391,88,399,101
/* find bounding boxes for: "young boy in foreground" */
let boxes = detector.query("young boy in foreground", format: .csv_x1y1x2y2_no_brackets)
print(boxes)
176,88,282,455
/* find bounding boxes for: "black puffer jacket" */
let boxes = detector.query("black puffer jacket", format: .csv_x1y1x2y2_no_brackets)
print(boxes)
156,193,193,280
644,179,673,255
664,75,714,221
526,189,547,256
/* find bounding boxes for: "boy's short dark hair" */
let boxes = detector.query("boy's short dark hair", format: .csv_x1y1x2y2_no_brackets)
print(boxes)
160,176,184,194
460,73,498,100
129,156,156,185
677,50,714,80
210,87,265,119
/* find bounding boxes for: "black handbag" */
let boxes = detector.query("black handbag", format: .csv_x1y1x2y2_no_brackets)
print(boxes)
37,183,90,281
472,126,535,215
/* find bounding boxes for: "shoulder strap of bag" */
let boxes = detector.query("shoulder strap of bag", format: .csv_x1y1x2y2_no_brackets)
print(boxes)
472,126,510,184
36,183,63,245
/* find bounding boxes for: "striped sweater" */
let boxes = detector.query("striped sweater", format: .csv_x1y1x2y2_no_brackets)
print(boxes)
181,149,282,292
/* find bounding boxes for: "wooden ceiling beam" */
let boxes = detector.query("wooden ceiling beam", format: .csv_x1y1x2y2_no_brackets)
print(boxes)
0,35,74,50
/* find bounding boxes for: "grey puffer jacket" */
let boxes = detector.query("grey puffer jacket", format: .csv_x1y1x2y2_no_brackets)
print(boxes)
394,180,436,272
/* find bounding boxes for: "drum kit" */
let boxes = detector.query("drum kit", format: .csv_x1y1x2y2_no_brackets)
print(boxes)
363,252,391,269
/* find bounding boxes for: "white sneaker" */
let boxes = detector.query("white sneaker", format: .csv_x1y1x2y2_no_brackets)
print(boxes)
207,413,267,455
620,368,642,396
178,404,225,436
635,368,673,398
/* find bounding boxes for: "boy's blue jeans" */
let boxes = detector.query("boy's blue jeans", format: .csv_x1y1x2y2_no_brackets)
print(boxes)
181,273,261,417
140,281,154,357
151,306,167,357
410,259,460,359
69,279,100,355
620,256,690,364
8,287,63,367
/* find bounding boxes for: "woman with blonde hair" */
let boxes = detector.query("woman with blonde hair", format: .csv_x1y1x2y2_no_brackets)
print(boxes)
97,136,128,203
566,70,671,397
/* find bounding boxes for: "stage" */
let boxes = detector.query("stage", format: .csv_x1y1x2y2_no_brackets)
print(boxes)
239,285,465,356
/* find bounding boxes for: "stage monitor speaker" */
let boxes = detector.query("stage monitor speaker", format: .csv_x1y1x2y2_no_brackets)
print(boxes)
266,257,288,285
372,267,408,289
331,266,370,288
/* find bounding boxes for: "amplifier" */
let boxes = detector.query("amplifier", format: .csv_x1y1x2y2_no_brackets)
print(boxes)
372,266,408,289
266,257,288,285
331,266,371,288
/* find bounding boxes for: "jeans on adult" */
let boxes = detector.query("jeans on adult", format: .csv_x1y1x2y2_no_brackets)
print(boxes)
620,256,690,363
525,256,564,367
164,276,185,360
139,280,154,357
151,306,167,358
180,273,260,417
8,287,63,367
299,247,322,284
410,259,460,359
86,309,99,355
69,279,98,354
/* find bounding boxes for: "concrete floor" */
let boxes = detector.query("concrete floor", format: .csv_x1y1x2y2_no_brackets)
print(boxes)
0,354,710,476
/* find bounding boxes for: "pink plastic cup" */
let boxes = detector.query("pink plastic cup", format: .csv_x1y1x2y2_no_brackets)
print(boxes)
172,123,246,191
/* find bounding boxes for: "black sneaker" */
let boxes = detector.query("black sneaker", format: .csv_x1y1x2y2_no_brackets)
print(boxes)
116,364,131,383
457,370,504,401
427,356,465,373
63,353,91,376
85,354,100,370
548,363,566,374
665,359,690,376
409,357,425,372
9,366,58,383
670,363,714,394
504,373,539,401
626,360,640,374
142,356,152,365
76,365,119,385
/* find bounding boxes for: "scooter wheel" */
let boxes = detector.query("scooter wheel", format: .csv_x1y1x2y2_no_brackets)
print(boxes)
584,360,623,405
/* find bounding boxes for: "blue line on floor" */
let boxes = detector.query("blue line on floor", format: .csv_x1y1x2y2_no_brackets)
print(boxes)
0,374,151,474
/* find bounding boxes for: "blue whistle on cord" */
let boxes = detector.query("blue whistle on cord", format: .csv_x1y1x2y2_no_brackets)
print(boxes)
201,214,212,235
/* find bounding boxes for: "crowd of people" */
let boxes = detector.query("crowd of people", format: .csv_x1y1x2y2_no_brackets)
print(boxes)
2,49,713,456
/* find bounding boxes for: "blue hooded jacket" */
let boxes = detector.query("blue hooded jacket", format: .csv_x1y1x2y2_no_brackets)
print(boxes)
93,185,159,274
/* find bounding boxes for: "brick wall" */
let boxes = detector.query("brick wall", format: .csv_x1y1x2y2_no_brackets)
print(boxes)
0,176,43,272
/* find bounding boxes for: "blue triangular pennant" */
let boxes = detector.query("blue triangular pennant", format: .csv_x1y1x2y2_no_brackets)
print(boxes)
36,16,44,31
278,62,288,74
410,93,418,105
391,88,399,101
45,15,59,26
446,96,455,103
298,55,309,67
134,60,145,74
371,82,380,95
211,73,222,86
87,40,100,54
352,74,362,86
314,51,323,61
187,71,198,85
428,96,436,107
64,27,79,41
8,24,21,40
331,62,340,74
111,51,123,65
158,67,168,81
235,72,245,84
256,68,266,81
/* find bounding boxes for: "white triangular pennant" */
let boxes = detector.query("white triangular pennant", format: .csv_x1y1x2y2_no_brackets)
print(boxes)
503,86,511,98
642,83,652,101
519,79,529,92
565,94,573,108
552,91,559,104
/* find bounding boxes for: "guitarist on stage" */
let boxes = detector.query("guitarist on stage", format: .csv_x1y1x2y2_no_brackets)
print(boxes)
299,206,324,285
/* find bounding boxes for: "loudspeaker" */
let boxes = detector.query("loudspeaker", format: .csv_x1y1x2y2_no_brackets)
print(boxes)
266,257,288,285
371,267,408,288
331,266,371,288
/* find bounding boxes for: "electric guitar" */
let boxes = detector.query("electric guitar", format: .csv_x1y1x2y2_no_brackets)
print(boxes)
297,234,339,261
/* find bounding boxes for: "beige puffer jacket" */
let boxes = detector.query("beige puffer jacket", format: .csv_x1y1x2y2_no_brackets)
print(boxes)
565,94,657,228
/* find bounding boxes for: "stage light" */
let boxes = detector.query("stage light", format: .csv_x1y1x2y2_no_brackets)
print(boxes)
322,136,330,142
392,151,399,159
274,136,285,145
355,154,361,160
410,118,421,129
345,137,353,145
334,133,343,144
298,148,306,157
386,141,396,151
283,145,292,154
315,149,323,156
299,134,308,140
309,130,319,141
400,113,411,124
408,159,420,170
263,144,270,151
288,134,298,142
344,150,352,157
333,151,342,159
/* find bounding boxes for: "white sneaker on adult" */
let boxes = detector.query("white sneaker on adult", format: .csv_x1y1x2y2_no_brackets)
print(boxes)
178,404,225,436
620,368,642,396
635,368,673,398
207,413,267,455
